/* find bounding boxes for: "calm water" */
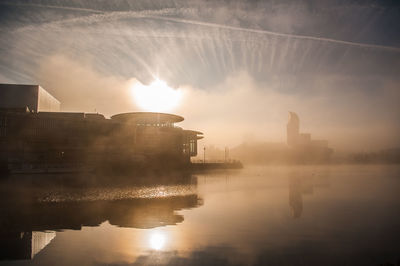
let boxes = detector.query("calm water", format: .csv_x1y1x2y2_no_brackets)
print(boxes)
0,165,399,266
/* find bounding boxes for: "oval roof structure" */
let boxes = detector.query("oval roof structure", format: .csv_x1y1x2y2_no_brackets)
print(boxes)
183,130,203,135
111,112,184,124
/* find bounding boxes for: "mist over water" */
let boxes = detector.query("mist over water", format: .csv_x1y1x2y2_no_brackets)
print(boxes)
0,165,399,265
0,0,399,151
1,3,400,265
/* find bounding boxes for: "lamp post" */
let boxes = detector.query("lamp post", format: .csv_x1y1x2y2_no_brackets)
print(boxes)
203,146,206,163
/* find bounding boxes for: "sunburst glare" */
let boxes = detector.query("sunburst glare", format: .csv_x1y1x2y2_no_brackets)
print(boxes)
131,79,183,112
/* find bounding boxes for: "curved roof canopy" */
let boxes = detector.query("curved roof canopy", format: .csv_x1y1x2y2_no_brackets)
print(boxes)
183,130,203,135
111,112,184,124
183,129,204,139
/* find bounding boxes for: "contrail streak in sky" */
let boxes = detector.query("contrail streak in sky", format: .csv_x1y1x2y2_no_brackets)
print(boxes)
3,1,400,53
0,2,103,14
2,1,399,53
147,15,400,52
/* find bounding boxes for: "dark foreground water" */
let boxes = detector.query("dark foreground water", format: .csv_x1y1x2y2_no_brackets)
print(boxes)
0,165,399,266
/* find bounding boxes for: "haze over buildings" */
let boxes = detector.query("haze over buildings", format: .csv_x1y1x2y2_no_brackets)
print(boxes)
287,112,328,149
0,84,203,173
0,0,399,151
205,112,332,164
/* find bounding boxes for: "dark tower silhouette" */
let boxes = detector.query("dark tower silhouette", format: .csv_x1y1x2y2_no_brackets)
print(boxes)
287,112,300,147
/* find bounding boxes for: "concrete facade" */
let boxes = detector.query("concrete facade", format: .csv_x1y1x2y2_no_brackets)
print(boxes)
0,84,60,112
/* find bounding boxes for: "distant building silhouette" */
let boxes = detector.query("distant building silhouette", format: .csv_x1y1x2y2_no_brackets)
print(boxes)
285,112,332,163
230,111,333,164
287,111,328,148
287,112,300,147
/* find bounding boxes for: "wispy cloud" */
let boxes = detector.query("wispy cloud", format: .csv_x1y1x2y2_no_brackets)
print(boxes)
4,1,399,52
0,0,399,150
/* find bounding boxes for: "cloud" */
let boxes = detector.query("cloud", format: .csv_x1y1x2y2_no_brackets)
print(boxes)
177,72,400,151
35,54,138,116
1,1,399,151
32,54,400,151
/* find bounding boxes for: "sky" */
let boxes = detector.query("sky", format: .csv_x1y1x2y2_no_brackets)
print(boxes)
0,0,399,151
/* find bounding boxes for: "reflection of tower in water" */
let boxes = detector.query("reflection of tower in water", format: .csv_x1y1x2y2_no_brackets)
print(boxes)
289,171,330,218
289,177,303,218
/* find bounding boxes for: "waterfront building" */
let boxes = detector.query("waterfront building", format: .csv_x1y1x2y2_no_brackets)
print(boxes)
0,84,203,172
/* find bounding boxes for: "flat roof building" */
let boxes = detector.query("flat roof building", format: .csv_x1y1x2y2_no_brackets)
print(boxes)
0,84,203,173
0,84,60,112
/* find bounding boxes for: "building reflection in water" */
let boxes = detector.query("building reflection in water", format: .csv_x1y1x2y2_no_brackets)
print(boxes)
0,173,202,260
289,177,304,218
289,170,330,218
0,231,56,260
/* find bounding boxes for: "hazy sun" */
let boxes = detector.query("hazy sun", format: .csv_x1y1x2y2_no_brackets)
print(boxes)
149,231,166,250
132,79,183,112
